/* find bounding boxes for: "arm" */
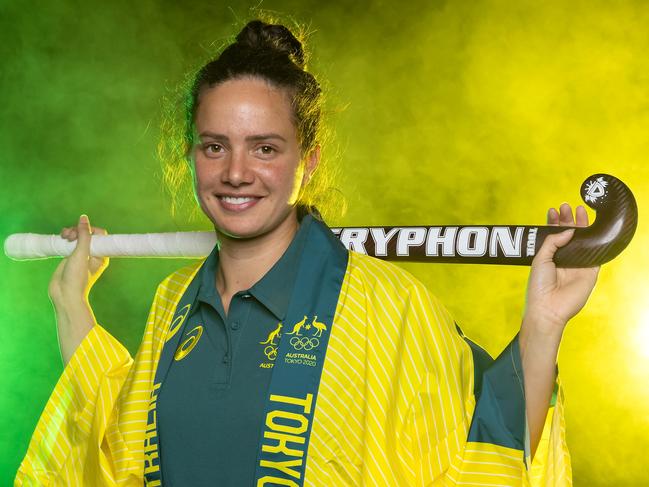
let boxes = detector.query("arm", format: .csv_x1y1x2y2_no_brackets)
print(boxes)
522,204,599,458
17,215,133,484
48,214,109,365
17,259,201,485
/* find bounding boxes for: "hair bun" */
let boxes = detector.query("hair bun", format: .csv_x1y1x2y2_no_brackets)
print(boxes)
236,20,305,69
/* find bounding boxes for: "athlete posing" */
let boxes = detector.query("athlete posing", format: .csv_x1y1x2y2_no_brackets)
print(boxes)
18,18,597,486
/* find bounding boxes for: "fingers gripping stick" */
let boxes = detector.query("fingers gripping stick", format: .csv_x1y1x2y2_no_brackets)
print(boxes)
4,174,637,268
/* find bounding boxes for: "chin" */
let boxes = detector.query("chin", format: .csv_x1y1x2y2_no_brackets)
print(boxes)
211,212,299,243
211,219,262,240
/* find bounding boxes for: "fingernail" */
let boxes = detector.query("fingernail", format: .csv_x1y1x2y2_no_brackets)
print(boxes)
80,214,88,224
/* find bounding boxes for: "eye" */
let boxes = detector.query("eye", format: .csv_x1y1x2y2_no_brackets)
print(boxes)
203,143,223,156
256,145,276,156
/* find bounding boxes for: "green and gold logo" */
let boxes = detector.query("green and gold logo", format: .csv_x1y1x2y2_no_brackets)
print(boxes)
174,324,203,361
259,322,282,365
259,316,329,369
288,315,327,350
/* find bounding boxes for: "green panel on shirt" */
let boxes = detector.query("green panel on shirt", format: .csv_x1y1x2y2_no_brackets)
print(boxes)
157,218,311,486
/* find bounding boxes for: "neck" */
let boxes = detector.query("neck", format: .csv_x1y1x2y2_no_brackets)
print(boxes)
215,215,300,312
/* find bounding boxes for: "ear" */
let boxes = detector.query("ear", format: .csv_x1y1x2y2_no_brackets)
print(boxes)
302,144,321,185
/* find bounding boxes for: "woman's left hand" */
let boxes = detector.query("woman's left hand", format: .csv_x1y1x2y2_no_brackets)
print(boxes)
524,203,600,336
521,203,600,458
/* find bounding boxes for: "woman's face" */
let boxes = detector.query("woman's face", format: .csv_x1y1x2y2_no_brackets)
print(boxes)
192,77,313,241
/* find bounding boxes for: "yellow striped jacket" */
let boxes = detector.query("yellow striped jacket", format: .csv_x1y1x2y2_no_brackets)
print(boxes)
16,251,570,486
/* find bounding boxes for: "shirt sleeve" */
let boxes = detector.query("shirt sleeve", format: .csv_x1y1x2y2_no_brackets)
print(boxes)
402,286,571,486
14,324,133,486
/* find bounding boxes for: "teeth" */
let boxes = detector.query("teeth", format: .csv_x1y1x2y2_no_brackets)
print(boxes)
221,196,255,204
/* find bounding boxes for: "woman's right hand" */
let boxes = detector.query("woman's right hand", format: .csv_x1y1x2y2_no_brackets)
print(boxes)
48,214,109,365
49,214,109,307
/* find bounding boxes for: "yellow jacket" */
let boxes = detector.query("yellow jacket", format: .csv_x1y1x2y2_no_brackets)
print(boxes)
16,251,570,486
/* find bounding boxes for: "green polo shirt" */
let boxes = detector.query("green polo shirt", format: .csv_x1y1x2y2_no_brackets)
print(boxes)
157,219,310,486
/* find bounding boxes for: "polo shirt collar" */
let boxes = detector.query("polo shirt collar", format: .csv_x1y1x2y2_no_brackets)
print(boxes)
197,215,314,321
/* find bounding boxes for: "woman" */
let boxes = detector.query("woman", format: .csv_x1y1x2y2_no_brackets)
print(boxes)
16,19,597,486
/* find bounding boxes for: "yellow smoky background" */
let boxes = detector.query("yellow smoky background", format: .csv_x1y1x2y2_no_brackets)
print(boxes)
1,0,647,484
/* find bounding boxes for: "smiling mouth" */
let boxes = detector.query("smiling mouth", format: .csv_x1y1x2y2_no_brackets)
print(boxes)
220,196,258,204
216,195,261,211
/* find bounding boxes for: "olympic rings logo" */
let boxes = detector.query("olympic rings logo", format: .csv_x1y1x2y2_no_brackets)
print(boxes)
289,336,320,350
264,346,278,361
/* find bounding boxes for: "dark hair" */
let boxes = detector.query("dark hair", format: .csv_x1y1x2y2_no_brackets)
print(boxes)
187,20,322,155
160,18,340,221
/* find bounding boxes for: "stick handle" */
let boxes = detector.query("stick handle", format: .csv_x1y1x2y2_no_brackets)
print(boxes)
3,232,217,260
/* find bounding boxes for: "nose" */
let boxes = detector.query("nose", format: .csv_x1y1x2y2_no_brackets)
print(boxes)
221,149,253,186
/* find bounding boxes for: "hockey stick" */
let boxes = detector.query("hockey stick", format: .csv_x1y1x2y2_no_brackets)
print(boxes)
3,174,637,268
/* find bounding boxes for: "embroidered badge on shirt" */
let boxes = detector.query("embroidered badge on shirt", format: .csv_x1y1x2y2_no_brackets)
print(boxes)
259,316,330,369
286,316,328,367
259,322,282,368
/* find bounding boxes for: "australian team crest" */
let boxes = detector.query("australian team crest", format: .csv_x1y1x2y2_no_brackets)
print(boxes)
258,315,328,368
259,323,282,366
286,315,328,350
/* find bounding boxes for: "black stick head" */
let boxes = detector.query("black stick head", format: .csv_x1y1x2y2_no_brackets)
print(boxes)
554,173,638,267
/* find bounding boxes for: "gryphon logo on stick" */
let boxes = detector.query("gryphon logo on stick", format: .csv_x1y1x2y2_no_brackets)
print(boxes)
284,316,327,367
585,176,609,203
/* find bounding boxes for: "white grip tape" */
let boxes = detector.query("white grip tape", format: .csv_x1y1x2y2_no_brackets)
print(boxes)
3,232,218,260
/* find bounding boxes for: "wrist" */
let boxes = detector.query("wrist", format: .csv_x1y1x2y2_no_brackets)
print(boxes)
519,315,564,362
53,300,97,366
52,295,90,314
521,306,567,337
53,298,96,332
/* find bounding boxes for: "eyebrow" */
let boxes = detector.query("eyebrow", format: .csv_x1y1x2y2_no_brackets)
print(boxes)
198,132,287,143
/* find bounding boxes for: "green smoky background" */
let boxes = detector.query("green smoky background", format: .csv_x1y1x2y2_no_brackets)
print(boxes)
1,0,648,484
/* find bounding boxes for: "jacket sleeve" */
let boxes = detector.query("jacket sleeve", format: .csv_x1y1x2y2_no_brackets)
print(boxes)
14,273,175,487
401,284,571,486
14,324,134,486
15,263,202,486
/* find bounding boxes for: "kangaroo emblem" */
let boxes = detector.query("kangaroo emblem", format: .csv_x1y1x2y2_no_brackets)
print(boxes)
260,323,282,345
310,316,327,337
285,315,308,336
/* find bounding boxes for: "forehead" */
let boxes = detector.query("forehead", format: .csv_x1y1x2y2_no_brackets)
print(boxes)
194,77,296,136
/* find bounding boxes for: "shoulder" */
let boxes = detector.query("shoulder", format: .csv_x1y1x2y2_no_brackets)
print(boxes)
338,252,465,372
144,261,204,337
346,250,431,296
153,260,204,302
343,251,448,314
